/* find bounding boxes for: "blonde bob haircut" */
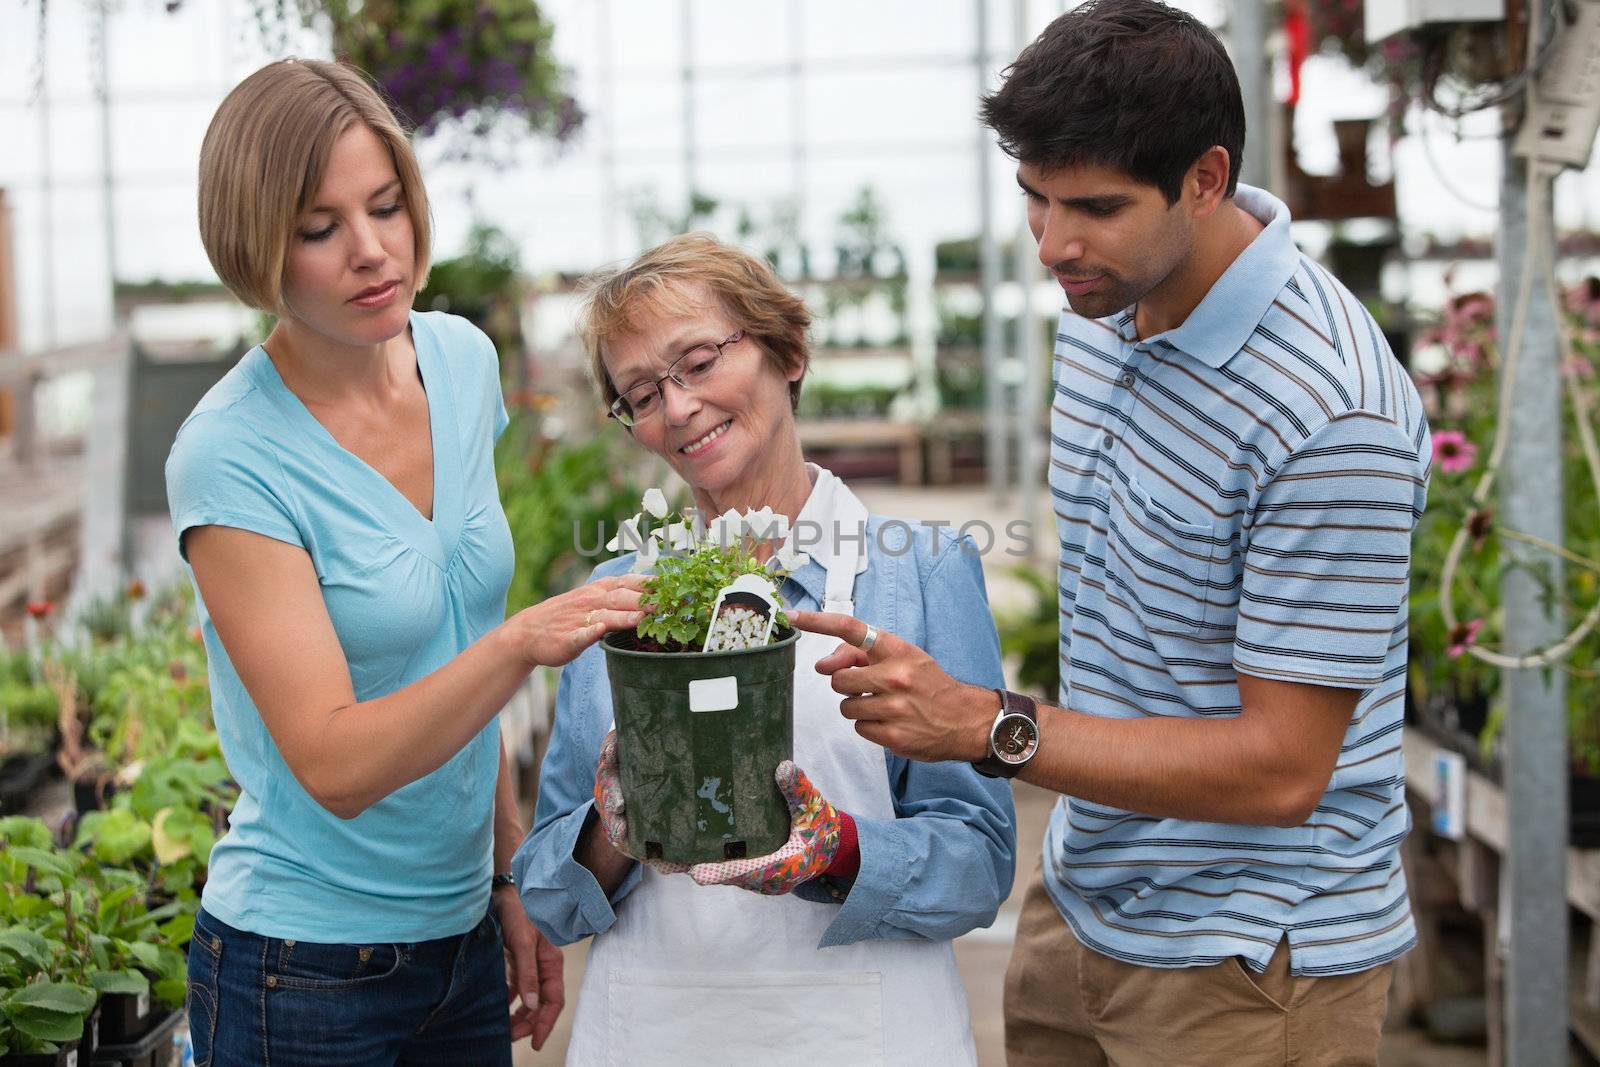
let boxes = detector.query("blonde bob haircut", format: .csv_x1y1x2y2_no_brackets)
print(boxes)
197,59,431,314
578,233,811,415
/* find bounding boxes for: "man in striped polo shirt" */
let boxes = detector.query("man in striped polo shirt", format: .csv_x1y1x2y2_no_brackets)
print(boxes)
795,1,1432,1063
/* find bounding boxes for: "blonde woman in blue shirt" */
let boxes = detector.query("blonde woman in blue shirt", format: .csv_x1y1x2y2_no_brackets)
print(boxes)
167,60,643,1066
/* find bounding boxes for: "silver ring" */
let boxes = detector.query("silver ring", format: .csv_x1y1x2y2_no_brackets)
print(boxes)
859,624,879,652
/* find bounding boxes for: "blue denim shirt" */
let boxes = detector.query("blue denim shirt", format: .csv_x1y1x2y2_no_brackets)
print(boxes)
513,516,1017,950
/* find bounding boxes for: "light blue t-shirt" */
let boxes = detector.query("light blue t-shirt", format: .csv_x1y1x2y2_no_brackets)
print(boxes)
165,310,514,943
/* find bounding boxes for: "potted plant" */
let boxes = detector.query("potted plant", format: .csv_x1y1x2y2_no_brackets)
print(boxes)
600,491,800,864
0,649,60,816
1407,279,1600,844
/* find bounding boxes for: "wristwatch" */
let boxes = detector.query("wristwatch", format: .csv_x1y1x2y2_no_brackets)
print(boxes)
490,871,516,891
972,689,1040,779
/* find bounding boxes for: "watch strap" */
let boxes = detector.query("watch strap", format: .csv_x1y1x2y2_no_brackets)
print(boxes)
973,688,1039,779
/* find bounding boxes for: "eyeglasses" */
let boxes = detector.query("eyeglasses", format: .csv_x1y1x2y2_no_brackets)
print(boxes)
608,329,744,427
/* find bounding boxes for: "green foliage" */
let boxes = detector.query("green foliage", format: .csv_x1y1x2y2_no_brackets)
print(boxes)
797,381,902,420
497,413,649,614
1408,282,1600,774
638,546,790,652
415,222,526,364
996,565,1062,700
0,821,193,1054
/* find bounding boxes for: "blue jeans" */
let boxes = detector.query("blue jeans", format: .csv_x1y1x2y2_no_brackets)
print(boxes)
185,906,512,1067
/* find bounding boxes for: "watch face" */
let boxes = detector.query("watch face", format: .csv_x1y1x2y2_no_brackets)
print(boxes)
993,713,1039,765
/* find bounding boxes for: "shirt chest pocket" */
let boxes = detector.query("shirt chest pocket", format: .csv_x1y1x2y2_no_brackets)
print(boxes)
1106,476,1226,636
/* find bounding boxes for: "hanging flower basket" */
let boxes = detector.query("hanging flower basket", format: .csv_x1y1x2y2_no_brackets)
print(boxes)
322,0,584,149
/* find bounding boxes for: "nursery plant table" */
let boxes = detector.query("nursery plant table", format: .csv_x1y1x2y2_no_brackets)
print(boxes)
1403,727,1600,1060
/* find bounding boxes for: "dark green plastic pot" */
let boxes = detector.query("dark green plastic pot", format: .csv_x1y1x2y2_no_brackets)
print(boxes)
602,627,797,864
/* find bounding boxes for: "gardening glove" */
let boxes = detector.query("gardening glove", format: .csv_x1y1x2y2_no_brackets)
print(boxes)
687,761,851,895
593,731,688,874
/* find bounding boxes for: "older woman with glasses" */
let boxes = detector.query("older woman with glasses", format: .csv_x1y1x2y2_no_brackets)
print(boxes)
512,233,1017,1065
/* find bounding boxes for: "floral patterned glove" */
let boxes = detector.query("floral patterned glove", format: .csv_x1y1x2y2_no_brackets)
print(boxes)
593,731,688,873
688,761,844,895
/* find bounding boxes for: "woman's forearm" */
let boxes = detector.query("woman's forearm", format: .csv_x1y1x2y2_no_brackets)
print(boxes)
300,621,535,818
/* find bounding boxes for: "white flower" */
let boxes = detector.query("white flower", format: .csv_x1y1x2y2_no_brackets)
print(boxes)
630,536,661,573
606,513,645,552
709,507,746,547
641,488,669,519
743,506,788,542
661,522,695,550
772,542,807,573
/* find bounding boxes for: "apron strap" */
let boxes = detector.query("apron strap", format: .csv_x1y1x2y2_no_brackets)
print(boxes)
820,476,869,617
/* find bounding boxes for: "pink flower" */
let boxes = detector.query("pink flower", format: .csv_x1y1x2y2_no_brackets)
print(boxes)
1447,619,1484,658
1433,430,1478,474
25,600,53,619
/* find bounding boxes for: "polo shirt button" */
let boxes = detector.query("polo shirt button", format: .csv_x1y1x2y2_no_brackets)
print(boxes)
1102,433,1114,449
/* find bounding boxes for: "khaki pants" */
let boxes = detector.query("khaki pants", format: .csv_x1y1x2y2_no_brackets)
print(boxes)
1003,865,1393,1067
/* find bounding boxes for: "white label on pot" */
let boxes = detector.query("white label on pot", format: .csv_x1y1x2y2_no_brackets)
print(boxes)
136,991,149,1018
688,676,739,712
65,1052,77,1067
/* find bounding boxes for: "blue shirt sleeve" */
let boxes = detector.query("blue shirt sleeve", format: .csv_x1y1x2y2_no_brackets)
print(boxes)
796,536,1018,948
165,406,304,561
511,558,643,945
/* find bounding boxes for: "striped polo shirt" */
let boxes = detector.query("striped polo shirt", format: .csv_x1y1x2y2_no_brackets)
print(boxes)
1042,184,1432,978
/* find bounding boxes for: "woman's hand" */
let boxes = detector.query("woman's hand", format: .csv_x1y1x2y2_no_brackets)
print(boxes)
493,887,564,1050
513,575,648,668
687,762,845,895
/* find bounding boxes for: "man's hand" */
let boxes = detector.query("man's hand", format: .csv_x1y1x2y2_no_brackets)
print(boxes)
790,610,998,764
493,889,564,1051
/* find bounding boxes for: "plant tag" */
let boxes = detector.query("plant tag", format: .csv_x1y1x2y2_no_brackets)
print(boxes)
1431,749,1466,841
136,991,149,1018
702,573,779,652
688,676,739,713
65,1052,77,1067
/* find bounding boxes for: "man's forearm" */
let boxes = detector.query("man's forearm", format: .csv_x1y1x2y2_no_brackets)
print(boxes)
1014,700,1326,828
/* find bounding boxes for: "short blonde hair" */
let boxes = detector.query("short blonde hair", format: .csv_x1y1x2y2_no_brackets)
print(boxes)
578,233,811,414
198,59,432,314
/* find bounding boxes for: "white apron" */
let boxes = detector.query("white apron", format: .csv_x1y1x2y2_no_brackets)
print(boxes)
566,470,976,1066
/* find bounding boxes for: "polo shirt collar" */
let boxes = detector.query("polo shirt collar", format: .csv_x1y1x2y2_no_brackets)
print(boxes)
1122,183,1301,369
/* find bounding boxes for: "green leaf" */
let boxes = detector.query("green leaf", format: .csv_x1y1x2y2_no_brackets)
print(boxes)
0,928,50,970
157,912,195,947
5,980,97,1014
89,968,150,995
125,942,161,970
4,848,73,880
8,1006,88,1043
152,976,187,1010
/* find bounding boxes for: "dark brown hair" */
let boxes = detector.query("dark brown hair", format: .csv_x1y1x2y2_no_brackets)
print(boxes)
980,0,1245,204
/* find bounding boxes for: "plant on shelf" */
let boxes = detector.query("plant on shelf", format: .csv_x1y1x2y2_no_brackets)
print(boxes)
72,731,236,902
1406,278,1600,782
